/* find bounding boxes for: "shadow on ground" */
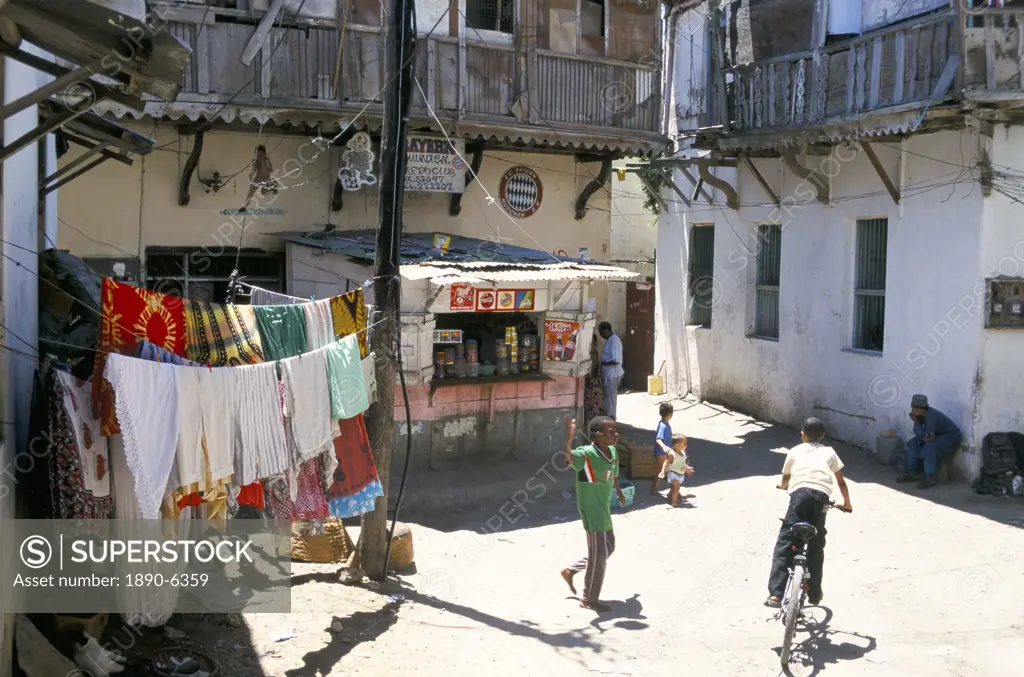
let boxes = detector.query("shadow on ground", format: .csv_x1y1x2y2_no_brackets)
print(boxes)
776,605,878,677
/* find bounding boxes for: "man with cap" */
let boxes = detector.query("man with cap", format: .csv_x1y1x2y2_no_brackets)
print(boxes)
898,394,963,489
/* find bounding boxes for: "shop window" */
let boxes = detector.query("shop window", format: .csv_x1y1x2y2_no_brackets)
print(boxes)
582,0,605,38
466,0,515,35
144,248,285,305
432,312,543,381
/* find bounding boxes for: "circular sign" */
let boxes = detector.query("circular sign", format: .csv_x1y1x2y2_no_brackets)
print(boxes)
499,166,543,218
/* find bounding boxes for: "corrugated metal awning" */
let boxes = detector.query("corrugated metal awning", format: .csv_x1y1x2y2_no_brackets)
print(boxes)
416,267,639,285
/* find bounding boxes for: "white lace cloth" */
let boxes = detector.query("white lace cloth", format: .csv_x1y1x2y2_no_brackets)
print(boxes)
104,353,180,520
280,347,334,461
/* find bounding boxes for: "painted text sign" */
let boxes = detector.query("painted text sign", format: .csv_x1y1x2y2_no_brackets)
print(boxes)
404,136,466,194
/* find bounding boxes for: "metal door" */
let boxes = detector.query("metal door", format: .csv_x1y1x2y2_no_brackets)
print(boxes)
623,281,655,391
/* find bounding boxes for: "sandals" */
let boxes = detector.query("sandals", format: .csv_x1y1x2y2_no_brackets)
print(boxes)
764,596,781,608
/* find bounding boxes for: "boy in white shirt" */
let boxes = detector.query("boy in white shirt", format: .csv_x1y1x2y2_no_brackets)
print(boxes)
765,417,852,608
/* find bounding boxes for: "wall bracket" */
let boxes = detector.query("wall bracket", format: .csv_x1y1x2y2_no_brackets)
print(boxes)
449,141,485,216
574,156,613,220
178,130,204,207
782,147,831,204
697,158,739,209
740,152,780,207
861,142,901,205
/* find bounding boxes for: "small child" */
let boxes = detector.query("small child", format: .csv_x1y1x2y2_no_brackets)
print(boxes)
651,402,674,495
665,434,694,507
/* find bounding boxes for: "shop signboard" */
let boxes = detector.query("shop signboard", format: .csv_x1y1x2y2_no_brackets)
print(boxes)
544,319,579,362
450,283,475,311
405,135,466,193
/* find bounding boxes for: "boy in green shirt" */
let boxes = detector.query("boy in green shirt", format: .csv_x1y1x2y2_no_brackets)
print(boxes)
559,415,626,611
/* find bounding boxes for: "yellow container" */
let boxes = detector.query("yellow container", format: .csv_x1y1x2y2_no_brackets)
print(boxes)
647,375,664,396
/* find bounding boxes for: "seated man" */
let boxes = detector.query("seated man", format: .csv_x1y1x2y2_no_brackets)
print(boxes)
897,394,963,489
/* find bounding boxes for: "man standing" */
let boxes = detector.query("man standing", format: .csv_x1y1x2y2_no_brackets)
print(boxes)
598,322,624,420
560,416,626,612
898,394,963,489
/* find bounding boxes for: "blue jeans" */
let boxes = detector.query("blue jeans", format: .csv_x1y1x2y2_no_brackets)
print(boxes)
905,434,961,475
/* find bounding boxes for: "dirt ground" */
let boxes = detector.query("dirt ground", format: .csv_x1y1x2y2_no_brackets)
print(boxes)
121,393,1024,677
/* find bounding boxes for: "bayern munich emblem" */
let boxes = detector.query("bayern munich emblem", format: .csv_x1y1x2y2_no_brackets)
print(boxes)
499,166,543,218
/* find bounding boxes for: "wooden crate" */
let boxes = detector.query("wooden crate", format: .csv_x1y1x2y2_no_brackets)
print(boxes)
629,448,663,479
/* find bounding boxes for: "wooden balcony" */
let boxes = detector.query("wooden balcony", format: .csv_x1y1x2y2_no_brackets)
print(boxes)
963,8,1024,97
162,17,661,138
707,9,961,136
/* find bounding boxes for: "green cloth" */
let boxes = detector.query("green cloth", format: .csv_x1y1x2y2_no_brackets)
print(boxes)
253,305,308,360
570,444,619,532
325,335,369,419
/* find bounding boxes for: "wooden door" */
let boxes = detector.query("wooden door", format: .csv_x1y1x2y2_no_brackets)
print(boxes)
623,281,655,391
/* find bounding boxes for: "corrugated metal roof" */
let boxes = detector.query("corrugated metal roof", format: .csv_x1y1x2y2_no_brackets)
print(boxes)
427,268,639,284
281,229,638,283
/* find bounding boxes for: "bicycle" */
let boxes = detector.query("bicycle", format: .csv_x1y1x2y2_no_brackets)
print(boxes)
777,500,851,665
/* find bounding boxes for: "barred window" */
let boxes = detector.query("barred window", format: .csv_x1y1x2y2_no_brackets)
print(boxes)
466,0,514,34
753,224,782,340
853,218,888,352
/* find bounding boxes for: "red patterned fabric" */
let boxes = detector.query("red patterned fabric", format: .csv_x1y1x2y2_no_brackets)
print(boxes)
94,278,187,435
266,458,328,520
326,415,380,502
236,481,265,510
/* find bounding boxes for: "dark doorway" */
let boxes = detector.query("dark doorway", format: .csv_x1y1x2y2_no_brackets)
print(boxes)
623,281,655,391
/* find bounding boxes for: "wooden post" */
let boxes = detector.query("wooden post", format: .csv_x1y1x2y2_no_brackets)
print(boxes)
360,0,415,581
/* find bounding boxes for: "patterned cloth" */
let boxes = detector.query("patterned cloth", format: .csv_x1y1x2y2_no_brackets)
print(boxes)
48,364,114,519
331,288,369,358
185,299,265,366
326,415,383,518
94,278,187,435
266,457,329,520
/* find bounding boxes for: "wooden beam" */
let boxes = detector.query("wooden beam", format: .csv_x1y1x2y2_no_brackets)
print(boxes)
740,153,779,207
697,158,739,210
861,142,900,205
241,0,286,67
781,147,830,204
662,174,691,208
679,165,714,204
636,172,669,211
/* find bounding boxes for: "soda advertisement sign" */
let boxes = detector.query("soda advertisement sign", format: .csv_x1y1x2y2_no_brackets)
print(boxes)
543,319,579,362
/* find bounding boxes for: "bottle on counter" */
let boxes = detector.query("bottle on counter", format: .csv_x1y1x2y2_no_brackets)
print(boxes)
554,335,564,361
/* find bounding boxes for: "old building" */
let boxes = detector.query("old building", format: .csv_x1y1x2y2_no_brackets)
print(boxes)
57,0,668,327
651,0,1024,480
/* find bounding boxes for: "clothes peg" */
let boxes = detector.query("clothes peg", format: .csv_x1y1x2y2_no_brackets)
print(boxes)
206,360,213,372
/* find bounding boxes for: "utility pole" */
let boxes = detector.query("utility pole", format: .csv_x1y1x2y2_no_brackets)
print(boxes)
360,0,415,580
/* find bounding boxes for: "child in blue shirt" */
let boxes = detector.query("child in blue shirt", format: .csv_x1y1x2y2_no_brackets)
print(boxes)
651,402,674,495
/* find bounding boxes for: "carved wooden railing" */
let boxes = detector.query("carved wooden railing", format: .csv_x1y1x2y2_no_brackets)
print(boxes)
160,17,661,133
710,9,960,132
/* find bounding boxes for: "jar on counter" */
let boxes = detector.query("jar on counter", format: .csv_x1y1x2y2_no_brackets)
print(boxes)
469,361,480,377
454,355,468,378
496,357,511,376
434,352,447,379
466,339,479,363
444,347,456,366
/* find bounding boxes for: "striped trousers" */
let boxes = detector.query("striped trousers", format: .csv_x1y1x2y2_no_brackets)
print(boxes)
567,530,616,602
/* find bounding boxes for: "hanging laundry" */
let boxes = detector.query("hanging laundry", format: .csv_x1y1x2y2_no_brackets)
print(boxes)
136,339,199,366
234,361,290,485
48,366,113,519
94,278,187,435
303,298,336,351
249,286,304,305
195,366,237,485
186,299,265,366
280,348,334,461
266,457,330,520
253,304,308,361
53,370,110,500
110,435,184,628
175,366,205,490
103,353,181,520
235,482,266,510
325,335,369,419
327,415,383,519
330,288,369,357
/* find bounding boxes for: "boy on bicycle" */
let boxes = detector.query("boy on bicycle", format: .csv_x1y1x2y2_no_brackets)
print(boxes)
765,417,852,608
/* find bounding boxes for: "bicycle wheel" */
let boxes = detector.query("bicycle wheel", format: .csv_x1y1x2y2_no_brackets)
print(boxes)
780,564,804,665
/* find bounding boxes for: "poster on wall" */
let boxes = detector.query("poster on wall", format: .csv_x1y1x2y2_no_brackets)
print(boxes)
515,290,535,310
499,166,543,218
450,283,475,311
405,135,466,193
496,290,516,311
476,290,497,311
544,319,579,362
337,132,378,191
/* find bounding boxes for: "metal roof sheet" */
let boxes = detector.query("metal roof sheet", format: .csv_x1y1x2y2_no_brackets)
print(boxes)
425,268,639,284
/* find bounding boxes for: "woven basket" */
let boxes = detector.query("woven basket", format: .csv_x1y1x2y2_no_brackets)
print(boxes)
290,518,355,564
388,523,415,570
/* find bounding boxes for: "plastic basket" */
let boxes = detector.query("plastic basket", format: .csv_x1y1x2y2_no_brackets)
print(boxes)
611,480,635,509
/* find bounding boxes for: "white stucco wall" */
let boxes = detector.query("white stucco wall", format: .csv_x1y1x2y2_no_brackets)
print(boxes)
656,130,988,470
607,160,656,337
972,124,1024,479
57,125,615,321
